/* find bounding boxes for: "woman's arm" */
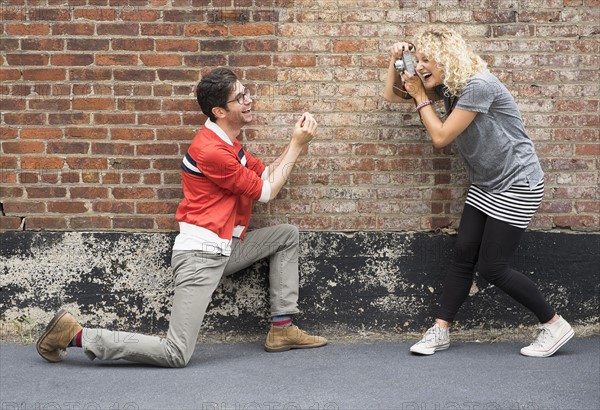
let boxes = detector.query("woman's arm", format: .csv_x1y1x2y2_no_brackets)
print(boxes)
416,105,477,148
383,56,412,102
402,72,477,148
383,42,442,103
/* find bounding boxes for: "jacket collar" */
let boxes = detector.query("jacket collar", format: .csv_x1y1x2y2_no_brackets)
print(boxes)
204,118,234,146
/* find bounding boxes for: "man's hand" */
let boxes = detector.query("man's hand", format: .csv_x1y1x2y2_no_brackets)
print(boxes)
291,112,317,147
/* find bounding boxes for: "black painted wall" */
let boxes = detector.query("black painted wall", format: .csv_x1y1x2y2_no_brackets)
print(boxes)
0,231,598,337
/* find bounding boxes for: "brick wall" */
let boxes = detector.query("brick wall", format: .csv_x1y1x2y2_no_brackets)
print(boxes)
1,0,598,233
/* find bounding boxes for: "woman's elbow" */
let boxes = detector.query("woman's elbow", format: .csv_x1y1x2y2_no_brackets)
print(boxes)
431,137,450,149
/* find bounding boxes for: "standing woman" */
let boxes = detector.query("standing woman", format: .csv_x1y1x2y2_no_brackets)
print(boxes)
383,26,574,357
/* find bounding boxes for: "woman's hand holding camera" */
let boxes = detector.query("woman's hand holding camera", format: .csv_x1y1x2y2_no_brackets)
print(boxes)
390,42,425,101
390,42,414,62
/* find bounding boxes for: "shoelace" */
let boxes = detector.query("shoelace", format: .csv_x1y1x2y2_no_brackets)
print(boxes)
421,326,444,344
530,325,552,347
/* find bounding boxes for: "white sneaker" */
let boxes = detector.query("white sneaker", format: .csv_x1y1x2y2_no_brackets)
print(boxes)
410,323,450,355
520,316,574,358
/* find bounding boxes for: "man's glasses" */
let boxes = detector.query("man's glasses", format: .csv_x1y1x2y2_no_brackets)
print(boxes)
225,89,251,105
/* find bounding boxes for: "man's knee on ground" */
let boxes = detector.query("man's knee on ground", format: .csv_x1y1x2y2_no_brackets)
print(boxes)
166,341,192,368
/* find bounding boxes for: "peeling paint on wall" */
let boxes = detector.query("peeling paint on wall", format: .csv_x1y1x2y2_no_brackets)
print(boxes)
1,231,598,339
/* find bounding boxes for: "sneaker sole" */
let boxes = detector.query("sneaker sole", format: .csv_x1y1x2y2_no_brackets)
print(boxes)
264,341,328,353
521,328,575,358
410,343,450,355
36,309,68,363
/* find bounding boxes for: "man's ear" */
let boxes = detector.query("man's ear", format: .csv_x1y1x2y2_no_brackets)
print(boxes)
212,106,227,119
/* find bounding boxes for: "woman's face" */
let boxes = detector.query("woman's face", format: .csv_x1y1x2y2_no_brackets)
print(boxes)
415,51,444,89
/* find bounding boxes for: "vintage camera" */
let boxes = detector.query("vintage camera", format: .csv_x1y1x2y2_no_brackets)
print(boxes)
394,45,416,75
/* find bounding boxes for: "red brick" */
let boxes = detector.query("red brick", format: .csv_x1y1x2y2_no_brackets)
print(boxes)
26,216,68,230
94,113,137,125
112,187,155,199
274,55,316,67
184,24,228,37
1,99,26,111
69,187,109,199
0,173,18,185
72,98,116,111
26,187,67,198
121,10,160,21
96,23,139,36
21,157,64,170
21,128,62,140
2,141,45,154
0,216,23,231
48,113,90,125
138,114,181,126
69,68,112,81
51,22,95,35
142,24,184,36
114,69,156,82
576,201,600,214
111,128,155,140
21,38,64,51
73,9,116,20
0,186,22,197
47,142,90,154
156,69,199,82
156,39,199,52
22,68,67,81
91,142,135,156
6,54,49,65
0,69,22,81
122,173,141,184
333,39,378,53
136,143,179,156
3,201,45,214
108,158,150,170
96,54,138,66
28,98,70,111
64,128,108,139
136,202,179,214
47,201,88,213
70,216,112,230
66,158,108,170
140,54,182,67
553,215,599,229
200,40,241,51
229,24,274,36
92,202,135,214
67,39,110,51
112,217,155,230
155,217,178,231
573,143,598,156
112,38,154,51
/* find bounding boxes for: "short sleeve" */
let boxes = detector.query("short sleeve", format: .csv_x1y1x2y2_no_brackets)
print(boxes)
455,75,503,114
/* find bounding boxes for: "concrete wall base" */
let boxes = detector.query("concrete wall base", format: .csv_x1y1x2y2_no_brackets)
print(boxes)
1,231,598,339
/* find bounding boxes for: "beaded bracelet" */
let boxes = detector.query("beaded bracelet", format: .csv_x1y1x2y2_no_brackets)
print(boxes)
416,100,433,111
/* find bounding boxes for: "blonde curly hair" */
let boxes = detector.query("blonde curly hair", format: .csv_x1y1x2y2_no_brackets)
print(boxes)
412,26,488,97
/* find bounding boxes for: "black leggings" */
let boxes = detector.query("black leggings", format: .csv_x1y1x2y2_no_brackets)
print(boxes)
437,204,555,324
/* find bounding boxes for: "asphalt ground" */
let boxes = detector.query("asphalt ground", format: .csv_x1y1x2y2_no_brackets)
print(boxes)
1,336,598,410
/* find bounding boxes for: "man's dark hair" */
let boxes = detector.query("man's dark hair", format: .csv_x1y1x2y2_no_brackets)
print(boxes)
196,67,238,122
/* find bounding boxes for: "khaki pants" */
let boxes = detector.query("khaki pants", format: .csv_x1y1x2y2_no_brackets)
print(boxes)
82,224,300,367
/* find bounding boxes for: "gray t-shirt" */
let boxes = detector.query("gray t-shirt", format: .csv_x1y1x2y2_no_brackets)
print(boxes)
445,72,543,193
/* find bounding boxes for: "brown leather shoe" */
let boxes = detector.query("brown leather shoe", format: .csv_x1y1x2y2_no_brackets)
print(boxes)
264,325,327,352
36,309,82,362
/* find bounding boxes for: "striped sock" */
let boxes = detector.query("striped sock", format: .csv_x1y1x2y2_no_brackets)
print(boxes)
68,329,83,348
272,315,292,328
